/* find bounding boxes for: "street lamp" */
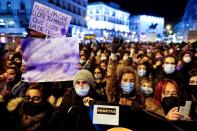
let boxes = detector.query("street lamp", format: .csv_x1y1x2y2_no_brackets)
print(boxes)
166,24,171,31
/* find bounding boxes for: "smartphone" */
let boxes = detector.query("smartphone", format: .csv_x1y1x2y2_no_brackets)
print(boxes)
178,101,192,117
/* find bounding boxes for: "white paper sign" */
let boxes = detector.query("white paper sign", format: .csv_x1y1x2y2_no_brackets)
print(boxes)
29,2,72,37
93,105,119,126
21,37,79,82
179,101,192,117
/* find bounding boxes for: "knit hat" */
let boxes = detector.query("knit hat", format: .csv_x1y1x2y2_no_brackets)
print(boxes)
73,69,95,87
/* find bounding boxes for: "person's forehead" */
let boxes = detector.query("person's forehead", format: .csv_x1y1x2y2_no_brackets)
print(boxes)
122,73,134,78
164,57,175,62
165,82,176,91
7,69,15,73
138,64,146,68
142,82,151,86
26,89,42,96
190,76,197,81
183,53,190,57
95,68,101,72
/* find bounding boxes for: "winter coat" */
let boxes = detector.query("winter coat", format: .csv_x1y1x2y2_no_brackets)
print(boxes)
144,97,166,118
6,97,56,131
56,88,105,131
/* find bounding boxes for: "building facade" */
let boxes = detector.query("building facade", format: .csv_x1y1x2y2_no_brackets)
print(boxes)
129,15,164,42
174,0,197,42
0,0,88,38
0,0,34,35
87,2,130,41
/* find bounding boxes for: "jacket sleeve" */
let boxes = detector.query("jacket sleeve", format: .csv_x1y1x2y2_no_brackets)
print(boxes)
105,57,118,104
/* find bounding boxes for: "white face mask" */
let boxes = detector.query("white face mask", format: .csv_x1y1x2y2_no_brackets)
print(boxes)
137,70,146,77
74,85,90,97
121,82,135,94
94,74,102,79
183,56,191,63
164,64,176,74
80,60,86,64
101,56,107,61
141,86,153,95
123,56,129,61
97,52,101,56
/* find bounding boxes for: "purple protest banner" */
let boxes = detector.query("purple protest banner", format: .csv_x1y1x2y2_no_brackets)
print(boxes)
21,37,79,82
29,1,72,37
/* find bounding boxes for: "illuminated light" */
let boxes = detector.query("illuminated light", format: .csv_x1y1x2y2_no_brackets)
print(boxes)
166,25,171,30
9,20,14,25
140,15,164,23
23,32,27,35
169,30,173,34
0,19,4,23
85,16,91,21
0,37,6,43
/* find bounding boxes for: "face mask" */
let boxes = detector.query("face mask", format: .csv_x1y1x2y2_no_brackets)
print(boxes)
91,53,95,57
156,56,163,60
164,64,175,74
101,56,107,61
75,85,90,97
161,96,179,114
137,70,146,77
123,56,128,61
94,74,102,79
176,64,183,71
97,52,101,56
183,57,191,63
121,82,135,94
22,101,45,116
189,85,197,95
80,60,86,64
141,86,153,95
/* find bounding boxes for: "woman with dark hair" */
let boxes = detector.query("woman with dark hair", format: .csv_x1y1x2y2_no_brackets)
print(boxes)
7,84,55,131
93,67,106,99
0,66,28,101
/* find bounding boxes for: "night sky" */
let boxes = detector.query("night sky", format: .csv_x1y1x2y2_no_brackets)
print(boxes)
88,0,189,25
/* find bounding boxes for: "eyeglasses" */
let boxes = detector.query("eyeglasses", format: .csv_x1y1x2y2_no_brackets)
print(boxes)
23,96,42,102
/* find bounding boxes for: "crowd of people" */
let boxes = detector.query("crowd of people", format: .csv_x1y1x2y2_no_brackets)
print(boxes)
0,37,197,131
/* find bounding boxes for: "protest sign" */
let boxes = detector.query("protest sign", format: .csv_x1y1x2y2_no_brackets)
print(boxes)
93,105,119,126
29,2,72,37
21,37,79,82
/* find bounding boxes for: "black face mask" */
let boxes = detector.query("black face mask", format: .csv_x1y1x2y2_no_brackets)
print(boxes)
161,96,179,114
22,101,46,116
189,85,197,95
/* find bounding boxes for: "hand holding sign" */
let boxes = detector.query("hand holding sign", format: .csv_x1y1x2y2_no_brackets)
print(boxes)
83,97,94,107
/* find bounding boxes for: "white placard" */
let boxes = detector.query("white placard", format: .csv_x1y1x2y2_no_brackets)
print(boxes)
93,105,119,126
29,2,72,37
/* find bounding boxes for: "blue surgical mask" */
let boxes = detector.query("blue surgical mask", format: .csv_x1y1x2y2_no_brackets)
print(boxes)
74,86,90,97
121,82,135,94
137,70,146,77
94,74,102,79
164,64,175,74
141,86,153,95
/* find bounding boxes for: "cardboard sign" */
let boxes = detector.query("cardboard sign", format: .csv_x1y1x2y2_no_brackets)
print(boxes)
21,37,79,82
93,105,119,126
29,2,72,37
